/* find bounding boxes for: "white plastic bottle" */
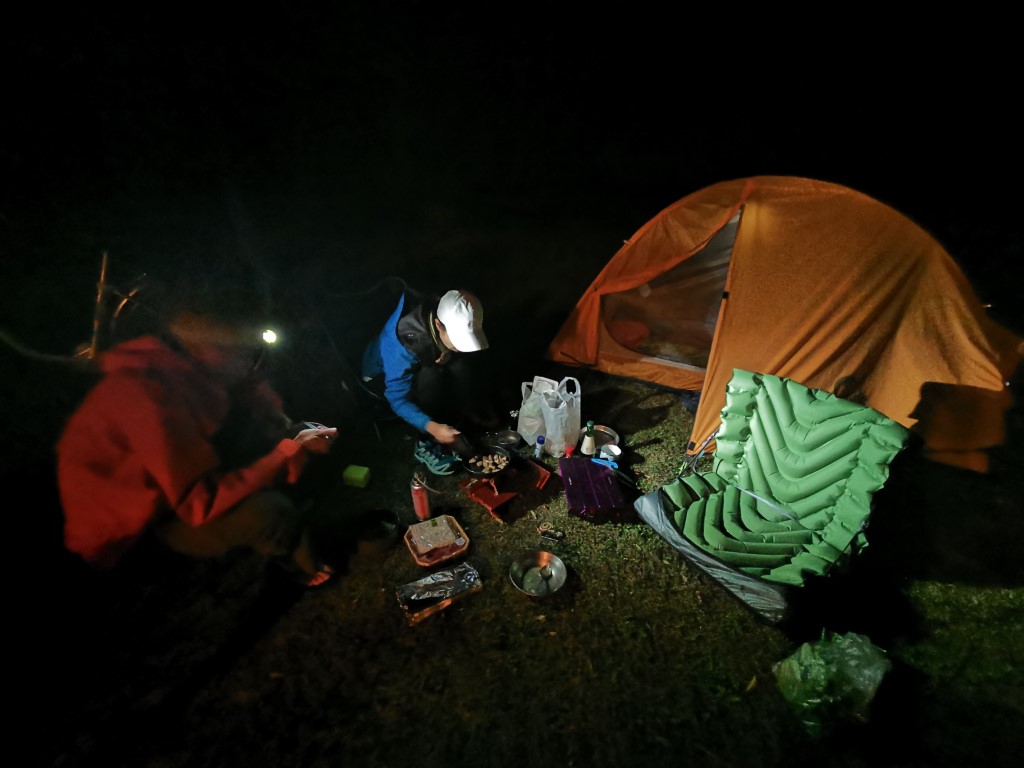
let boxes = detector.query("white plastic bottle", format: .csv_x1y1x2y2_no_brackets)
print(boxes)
581,420,597,457
534,435,545,459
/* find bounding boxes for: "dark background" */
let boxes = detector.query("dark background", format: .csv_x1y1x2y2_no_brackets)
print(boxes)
3,11,1023,767
3,6,1022,451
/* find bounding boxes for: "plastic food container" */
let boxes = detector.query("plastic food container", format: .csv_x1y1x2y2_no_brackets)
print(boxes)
403,515,470,567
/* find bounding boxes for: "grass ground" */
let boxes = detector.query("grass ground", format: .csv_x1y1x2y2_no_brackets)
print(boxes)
4,171,1020,768
19,363,1023,768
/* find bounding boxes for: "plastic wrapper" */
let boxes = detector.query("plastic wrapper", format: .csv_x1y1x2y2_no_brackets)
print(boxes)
773,630,892,736
395,561,484,625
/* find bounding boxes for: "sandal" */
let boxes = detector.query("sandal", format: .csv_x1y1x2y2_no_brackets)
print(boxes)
269,558,338,591
303,564,337,590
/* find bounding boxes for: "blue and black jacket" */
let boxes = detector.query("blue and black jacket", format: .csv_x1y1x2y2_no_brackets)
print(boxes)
361,291,445,432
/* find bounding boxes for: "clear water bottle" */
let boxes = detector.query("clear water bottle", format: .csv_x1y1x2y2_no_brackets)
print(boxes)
534,435,545,459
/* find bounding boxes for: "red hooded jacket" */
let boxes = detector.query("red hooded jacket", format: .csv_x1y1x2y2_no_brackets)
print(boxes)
57,335,308,569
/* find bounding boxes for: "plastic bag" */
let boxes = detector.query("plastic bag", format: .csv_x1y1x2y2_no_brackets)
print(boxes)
773,630,892,736
539,377,581,457
517,376,558,446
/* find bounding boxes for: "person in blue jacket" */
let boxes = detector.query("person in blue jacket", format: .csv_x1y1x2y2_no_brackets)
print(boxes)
362,288,490,474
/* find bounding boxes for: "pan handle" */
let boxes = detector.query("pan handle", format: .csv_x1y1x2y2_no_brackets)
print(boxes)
451,434,475,459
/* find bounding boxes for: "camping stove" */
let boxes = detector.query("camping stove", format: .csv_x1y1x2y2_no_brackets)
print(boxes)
458,458,552,522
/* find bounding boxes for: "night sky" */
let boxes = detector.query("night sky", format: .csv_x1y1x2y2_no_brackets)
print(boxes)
3,7,1022,379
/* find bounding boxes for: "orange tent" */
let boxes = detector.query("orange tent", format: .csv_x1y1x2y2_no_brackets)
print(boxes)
547,176,1022,472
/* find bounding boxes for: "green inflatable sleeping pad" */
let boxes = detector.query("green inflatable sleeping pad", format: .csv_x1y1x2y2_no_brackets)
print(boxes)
642,369,909,611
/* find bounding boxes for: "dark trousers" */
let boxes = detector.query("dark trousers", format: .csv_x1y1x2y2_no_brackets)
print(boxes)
367,355,487,432
153,490,319,576
416,355,478,425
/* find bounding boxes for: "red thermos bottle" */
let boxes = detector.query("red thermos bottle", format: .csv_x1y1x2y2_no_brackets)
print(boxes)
411,473,432,521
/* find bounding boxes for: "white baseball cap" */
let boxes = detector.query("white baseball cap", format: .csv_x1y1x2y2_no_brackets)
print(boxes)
437,289,488,352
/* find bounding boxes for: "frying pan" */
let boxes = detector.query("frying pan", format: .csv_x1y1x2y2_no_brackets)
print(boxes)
481,429,523,450
461,444,513,478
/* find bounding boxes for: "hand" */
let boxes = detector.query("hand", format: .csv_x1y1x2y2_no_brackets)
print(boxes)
294,425,338,454
426,421,461,446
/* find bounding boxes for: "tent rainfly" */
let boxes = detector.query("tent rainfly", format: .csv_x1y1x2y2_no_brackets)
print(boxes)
546,176,1022,472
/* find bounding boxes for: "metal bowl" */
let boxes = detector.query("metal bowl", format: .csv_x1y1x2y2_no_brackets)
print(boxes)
509,550,567,597
482,430,523,449
463,445,513,477
579,424,620,449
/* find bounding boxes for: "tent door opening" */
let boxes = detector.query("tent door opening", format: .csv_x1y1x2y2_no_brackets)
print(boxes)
601,211,740,371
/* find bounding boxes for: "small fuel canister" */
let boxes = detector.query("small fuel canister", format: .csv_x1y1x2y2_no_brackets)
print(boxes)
410,472,432,521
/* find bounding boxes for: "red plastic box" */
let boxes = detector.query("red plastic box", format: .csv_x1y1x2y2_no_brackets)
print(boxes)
404,515,471,567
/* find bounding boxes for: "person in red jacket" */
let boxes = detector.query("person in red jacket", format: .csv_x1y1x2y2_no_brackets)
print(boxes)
56,276,339,587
